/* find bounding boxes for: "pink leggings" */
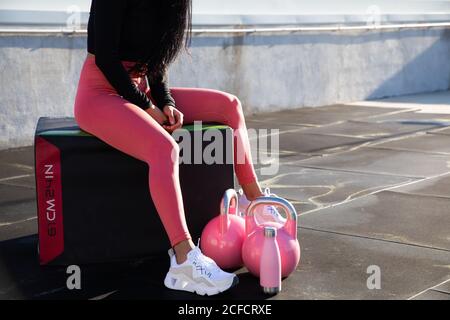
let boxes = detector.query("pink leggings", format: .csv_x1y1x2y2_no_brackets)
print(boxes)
74,55,257,247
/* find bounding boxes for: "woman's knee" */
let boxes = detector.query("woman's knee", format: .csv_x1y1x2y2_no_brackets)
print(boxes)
144,135,180,166
223,94,245,126
207,89,243,113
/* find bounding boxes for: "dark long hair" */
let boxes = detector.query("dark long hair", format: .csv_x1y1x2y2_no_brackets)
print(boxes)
130,0,192,82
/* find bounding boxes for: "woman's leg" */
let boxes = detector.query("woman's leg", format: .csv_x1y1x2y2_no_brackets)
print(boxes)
74,60,238,296
169,87,264,200
74,91,194,260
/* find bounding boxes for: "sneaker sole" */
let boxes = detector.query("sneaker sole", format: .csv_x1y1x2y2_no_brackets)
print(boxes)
164,272,239,296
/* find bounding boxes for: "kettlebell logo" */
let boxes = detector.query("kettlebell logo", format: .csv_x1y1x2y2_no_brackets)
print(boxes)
66,265,81,290
366,265,381,290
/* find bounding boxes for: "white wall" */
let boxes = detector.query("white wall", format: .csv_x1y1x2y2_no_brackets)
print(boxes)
1,0,450,27
2,0,450,14
194,0,450,14
1,1,450,150
1,26,450,150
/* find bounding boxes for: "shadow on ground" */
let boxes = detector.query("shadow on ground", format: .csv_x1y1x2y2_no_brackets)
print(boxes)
0,234,268,300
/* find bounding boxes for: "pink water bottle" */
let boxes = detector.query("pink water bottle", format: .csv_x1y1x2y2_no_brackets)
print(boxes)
260,226,282,294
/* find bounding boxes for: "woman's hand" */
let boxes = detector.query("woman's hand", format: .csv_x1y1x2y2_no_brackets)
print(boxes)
144,104,168,126
162,105,184,132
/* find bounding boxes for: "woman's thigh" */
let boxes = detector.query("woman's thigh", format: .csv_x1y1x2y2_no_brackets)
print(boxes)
74,93,174,164
169,87,241,125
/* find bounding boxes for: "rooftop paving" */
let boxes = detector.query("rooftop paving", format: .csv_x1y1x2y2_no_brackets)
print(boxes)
1,91,450,300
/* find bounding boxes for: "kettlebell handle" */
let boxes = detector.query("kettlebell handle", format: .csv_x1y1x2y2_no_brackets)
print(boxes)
219,189,238,235
245,196,298,238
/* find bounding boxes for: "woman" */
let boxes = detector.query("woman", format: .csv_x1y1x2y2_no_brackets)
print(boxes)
74,0,266,296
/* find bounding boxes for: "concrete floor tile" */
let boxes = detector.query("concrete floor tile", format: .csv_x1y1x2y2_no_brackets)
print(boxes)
300,191,450,250
0,163,33,180
255,166,414,213
411,290,450,300
292,201,318,214
299,121,435,139
278,132,369,155
392,173,450,198
0,219,37,242
369,133,450,154
296,147,450,178
0,175,35,189
252,148,312,172
434,280,450,294
0,146,34,167
246,120,307,132
271,229,450,300
248,105,404,126
0,184,36,207
255,155,313,178
429,126,450,136
367,111,450,125
0,199,36,229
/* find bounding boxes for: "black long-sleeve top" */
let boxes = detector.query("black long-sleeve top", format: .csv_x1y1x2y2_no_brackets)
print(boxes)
87,0,176,111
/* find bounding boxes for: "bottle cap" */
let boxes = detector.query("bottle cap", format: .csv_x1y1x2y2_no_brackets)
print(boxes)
264,226,277,238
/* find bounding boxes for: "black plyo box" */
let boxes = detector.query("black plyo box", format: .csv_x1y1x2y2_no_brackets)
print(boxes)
34,117,235,265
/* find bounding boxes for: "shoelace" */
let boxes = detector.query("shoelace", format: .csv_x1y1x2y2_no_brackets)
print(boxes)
191,243,221,276
239,187,285,222
261,188,277,215
262,188,287,222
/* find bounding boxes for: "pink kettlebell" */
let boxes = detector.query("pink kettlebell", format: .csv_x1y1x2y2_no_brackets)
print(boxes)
242,196,300,278
201,189,246,269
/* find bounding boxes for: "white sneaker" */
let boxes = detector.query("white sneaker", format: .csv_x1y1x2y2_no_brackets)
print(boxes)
259,187,287,224
164,244,239,296
238,188,287,225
